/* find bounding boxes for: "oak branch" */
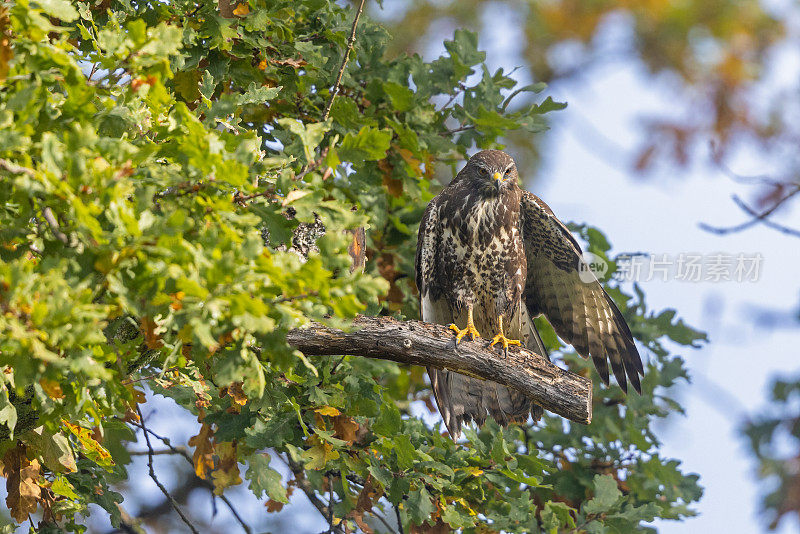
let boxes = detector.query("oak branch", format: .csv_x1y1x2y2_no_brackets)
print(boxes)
286,315,593,425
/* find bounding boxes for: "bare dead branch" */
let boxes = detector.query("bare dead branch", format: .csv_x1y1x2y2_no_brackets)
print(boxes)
41,207,70,245
136,406,201,534
125,418,252,534
0,158,35,176
283,455,345,534
699,187,800,238
129,447,190,456
321,0,367,121
286,316,593,424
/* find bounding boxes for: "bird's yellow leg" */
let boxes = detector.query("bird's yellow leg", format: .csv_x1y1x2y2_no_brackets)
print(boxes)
448,305,481,344
490,316,522,353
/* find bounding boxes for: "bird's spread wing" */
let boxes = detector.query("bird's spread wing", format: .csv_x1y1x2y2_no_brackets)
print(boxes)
519,191,644,393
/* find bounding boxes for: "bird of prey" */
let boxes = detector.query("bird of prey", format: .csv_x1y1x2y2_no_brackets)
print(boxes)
415,149,643,437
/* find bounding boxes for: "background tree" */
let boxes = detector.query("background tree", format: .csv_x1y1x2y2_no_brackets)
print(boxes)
0,0,706,532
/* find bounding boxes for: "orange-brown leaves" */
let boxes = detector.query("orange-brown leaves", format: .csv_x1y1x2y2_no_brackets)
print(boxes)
379,158,404,197
222,382,248,407
1,445,42,522
0,7,12,83
39,378,64,399
376,253,404,311
141,316,163,350
232,3,249,16
332,415,360,446
188,421,215,479
130,75,157,92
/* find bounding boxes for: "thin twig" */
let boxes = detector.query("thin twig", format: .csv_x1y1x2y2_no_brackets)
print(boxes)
136,406,201,534
441,124,475,136
121,367,180,385
699,187,800,237
437,84,465,112
395,504,404,534
233,188,277,205
282,455,345,534
321,0,367,121
129,447,190,456
295,147,330,181
0,158,36,176
327,478,335,533
370,508,398,534
731,194,800,238
41,207,70,245
125,418,252,534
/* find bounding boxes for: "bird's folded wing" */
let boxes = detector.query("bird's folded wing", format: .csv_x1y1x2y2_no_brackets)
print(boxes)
519,191,644,393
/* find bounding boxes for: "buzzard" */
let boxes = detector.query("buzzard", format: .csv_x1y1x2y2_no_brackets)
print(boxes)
415,150,643,437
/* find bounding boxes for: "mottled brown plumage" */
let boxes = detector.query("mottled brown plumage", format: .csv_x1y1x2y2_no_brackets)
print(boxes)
416,149,643,438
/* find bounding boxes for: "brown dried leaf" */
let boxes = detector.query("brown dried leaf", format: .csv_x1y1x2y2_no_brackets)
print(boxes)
141,316,163,350
2,445,41,522
332,415,360,446
274,57,307,68
265,498,285,512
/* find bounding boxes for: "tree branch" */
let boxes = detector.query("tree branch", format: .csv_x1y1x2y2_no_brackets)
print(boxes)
286,316,593,425
699,187,800,238
125,418,252,534
321,0,366,121
283,456,345,534
136,406,201,534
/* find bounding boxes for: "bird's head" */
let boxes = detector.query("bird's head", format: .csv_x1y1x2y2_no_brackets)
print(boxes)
464,150,519,195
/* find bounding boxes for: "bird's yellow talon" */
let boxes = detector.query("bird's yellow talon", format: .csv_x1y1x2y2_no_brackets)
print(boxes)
489,333,521,350
449,323,481,343
489,316,520,355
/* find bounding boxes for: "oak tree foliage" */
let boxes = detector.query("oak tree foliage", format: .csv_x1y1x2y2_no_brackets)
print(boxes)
0,0,705,531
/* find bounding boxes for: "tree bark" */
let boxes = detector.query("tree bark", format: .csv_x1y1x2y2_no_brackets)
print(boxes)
286,316,593,424
218,0,233,18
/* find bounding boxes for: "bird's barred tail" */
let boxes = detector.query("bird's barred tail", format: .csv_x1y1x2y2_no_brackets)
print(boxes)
426,303,549,438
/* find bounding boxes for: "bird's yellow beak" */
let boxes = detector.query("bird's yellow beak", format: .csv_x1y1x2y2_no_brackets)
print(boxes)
493,172,502,181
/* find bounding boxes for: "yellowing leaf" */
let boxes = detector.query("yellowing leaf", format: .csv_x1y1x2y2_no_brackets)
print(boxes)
465,466,483,477
232,3,250,16
282,189,311,206
304,436,339,470
212,442,242,494
188,422,215,479
39,378,64,399
314,406,340,417
226,382,248,406
62,421,114,468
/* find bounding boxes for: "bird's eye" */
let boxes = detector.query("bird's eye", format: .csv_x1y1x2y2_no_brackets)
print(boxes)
504,167,512,175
